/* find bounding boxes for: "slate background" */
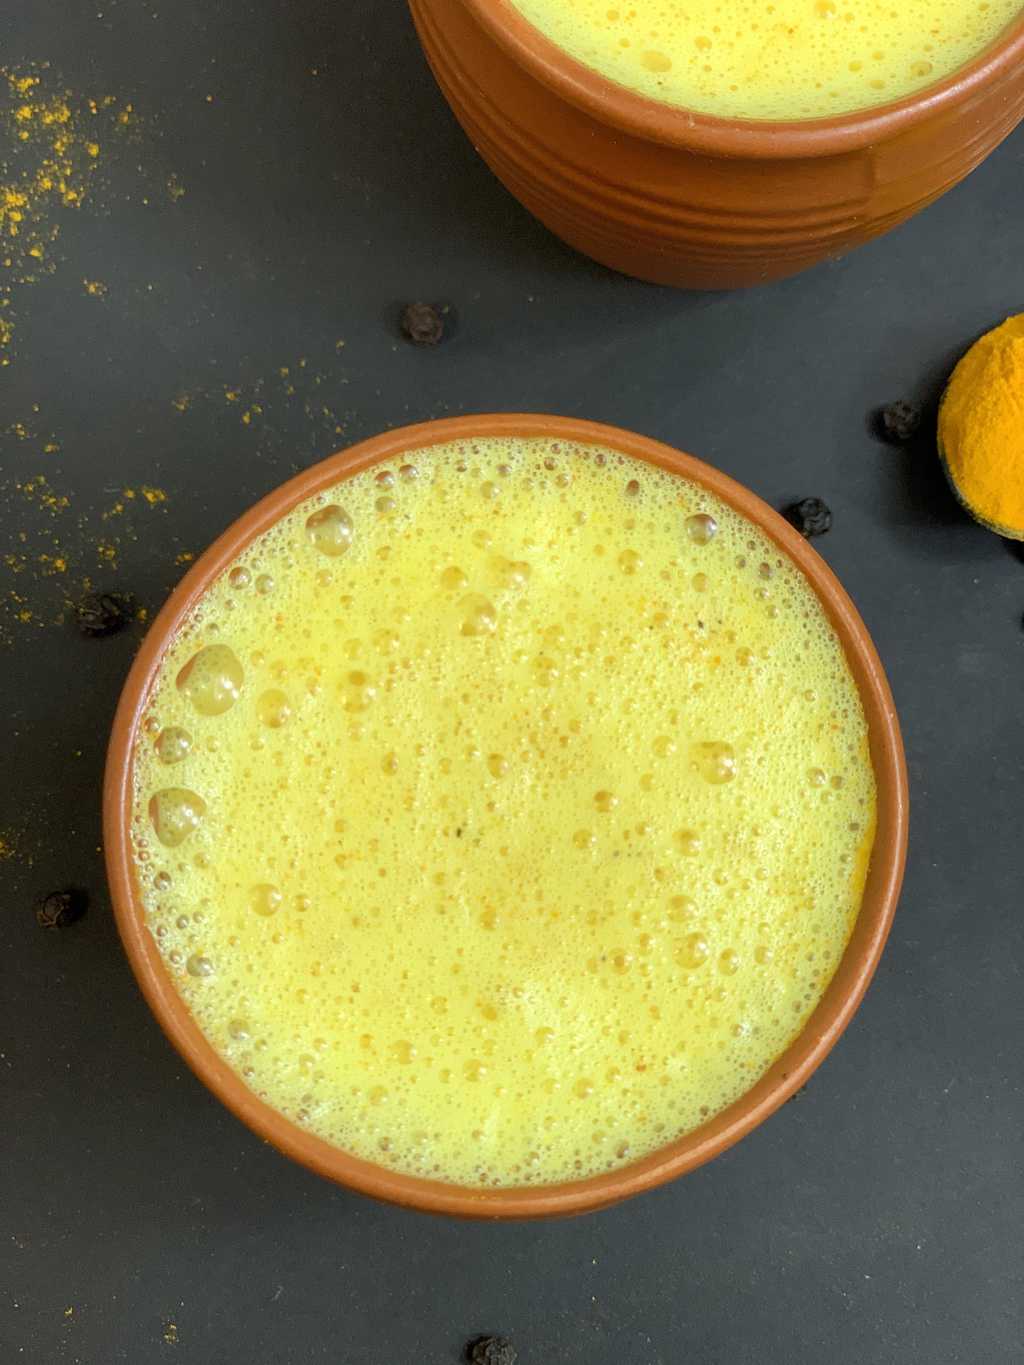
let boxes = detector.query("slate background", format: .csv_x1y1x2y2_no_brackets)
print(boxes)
2,2,1022,1362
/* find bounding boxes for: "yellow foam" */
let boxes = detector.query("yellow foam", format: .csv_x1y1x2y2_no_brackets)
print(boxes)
508,0,1021,120
132,438,876,1188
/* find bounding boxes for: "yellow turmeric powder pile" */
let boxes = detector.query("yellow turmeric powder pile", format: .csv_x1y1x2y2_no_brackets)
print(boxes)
938,315,1024,540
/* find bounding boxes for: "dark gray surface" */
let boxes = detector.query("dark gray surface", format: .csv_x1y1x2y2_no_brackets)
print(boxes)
2,2,1022,1362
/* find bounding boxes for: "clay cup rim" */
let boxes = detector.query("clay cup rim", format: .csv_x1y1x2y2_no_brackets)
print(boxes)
104,414,908,1219
460,0,1024,158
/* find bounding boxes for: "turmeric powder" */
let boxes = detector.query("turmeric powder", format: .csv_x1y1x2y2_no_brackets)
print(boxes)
938,314,1024,540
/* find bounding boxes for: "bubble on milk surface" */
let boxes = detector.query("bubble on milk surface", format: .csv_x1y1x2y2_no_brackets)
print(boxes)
305,504,353,557
176,645,244,717
156,726,193,764
149,788,206,847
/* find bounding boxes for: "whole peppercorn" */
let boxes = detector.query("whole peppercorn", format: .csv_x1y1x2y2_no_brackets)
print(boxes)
877,399,923,444
36,888,89,929
400,302,445,346
76,591,132,638
466,1336,517,1365
785,497,832,538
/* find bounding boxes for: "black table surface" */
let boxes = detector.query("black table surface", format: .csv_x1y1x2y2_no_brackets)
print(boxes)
2,3,1022,1362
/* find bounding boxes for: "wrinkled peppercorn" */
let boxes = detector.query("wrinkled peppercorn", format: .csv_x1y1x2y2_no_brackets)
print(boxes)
400,302,445,346
877,399,923,444
466,1336,517,1365
785,498,832,538
76,591,132,637
36,888,89,929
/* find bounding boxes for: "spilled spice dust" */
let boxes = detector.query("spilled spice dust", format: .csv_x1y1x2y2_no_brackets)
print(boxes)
0,67,141,364
102,486,167,520
17,473,69,513
0,455,171,638
0,67,194,642
0,812,39,868
171,348,353,447
4,411,62,455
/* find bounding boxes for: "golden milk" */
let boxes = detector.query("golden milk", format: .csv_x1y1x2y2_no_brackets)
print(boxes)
132,437,876,1188
508,0,1021,120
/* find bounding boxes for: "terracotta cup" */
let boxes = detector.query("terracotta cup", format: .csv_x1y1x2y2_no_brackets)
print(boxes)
105,415,908,1218
408,0,1024,288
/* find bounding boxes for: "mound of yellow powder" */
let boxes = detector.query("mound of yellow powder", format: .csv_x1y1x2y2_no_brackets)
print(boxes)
939,314,1024,538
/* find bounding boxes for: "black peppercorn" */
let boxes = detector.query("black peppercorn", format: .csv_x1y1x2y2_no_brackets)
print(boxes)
877,399,923,444
400,302,445,346
36,888,89,929
785,498,832,538
466,1336,517,1365
76,591,132,637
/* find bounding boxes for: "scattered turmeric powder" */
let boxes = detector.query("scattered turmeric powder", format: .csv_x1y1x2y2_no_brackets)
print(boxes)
173,351,349,438
938,314,1024,540
0,68,125,362
0,459,174,637
17,473,70,513
0,816,35,866
0,67,175,365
